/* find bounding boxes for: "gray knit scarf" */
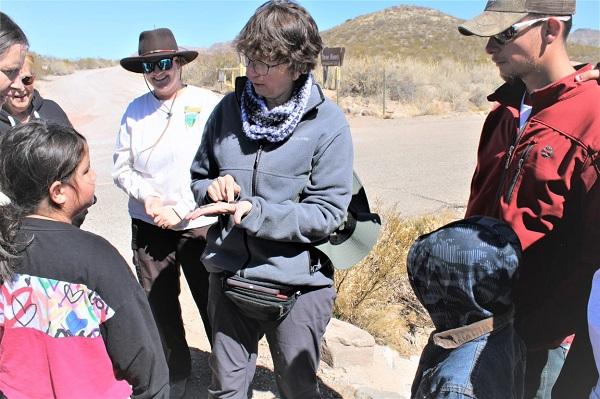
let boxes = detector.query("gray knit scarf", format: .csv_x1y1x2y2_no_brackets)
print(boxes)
240,74,312,143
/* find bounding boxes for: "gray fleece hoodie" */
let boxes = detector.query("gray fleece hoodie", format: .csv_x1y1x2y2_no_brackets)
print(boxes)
190,76,353,287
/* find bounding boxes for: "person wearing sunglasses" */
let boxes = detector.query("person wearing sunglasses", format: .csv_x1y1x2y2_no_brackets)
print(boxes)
113,27,220,399
458,1,600,398
0,54,95,228
0,54,72,134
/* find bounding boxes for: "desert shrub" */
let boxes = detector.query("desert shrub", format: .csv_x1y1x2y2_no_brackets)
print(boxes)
567,43,600,65
29,52,117,79
334,56,500,116
179,43,502,115
44,59,75,76
342,69,380,97
73,57,116,70
334,208,458,355
184,48,239,92
388,78,417,103
469,85,491,109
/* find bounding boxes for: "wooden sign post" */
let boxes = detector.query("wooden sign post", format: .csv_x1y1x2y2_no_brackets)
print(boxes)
321,47,345,104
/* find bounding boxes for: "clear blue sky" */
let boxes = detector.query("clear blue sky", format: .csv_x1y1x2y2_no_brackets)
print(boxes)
2,0,599,60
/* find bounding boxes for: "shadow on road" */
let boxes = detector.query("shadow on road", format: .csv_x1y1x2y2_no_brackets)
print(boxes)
184,347,343,398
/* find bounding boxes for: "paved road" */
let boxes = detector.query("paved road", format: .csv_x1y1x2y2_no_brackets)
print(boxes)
350,113,483,216
35,66,485,397
38,66,483,257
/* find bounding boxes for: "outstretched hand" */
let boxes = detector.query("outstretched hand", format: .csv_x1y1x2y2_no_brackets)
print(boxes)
186,201,252,225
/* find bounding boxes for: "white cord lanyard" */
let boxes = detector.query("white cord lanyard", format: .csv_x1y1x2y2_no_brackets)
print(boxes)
7,110,40,127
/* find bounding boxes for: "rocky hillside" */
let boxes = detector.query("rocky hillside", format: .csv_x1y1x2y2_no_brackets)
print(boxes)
569,28,600,47
321,5,488,63
321,5,599,64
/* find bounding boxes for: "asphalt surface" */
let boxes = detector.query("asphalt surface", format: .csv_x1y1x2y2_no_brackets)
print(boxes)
38,66,484,258
35,66,485,397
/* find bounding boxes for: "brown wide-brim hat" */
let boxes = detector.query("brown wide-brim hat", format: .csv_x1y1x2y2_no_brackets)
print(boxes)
120,27,198,73
458,0,575,37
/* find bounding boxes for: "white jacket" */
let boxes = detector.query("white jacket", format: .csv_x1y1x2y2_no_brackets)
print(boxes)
113,85,220,230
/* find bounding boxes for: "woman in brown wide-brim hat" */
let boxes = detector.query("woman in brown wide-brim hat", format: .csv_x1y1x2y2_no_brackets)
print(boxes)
112,27,221,399
120,27,197,73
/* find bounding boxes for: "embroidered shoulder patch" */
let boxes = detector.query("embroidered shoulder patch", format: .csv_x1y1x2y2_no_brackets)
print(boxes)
0,274,115,338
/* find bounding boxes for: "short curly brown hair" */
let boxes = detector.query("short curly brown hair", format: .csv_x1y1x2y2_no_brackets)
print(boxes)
234,0,323,75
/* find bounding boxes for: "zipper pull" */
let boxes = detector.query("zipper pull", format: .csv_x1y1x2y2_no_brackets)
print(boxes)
254,144,263,169
505,145,515,169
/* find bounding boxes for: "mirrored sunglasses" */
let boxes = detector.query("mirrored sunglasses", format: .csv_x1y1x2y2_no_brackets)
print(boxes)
493,16,571,45
21,75,35,86
141,58,174,74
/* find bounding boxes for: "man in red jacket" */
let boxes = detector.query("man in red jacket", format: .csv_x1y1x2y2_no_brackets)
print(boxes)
459,1,600,398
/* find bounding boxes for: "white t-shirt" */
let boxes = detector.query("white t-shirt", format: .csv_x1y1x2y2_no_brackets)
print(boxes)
520,93,532,130
113,85,221,230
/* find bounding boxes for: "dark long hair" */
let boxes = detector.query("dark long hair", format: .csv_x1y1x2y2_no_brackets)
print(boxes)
0,121,86,283
0,12,28,56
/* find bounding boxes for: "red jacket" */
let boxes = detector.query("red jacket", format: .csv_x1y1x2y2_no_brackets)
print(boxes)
466,65,600,350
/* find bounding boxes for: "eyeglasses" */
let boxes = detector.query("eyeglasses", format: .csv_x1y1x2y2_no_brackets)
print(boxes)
142,58,174,74
243,55,286,76
493,16,571,45
21,75,35,86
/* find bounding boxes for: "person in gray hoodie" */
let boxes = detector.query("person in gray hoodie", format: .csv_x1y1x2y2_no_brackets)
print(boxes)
188,1,353,397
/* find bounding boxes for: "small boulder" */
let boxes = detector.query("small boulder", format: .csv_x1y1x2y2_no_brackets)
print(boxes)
321,318,376,368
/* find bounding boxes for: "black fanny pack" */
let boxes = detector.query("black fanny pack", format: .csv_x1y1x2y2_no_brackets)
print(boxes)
222,275,300,321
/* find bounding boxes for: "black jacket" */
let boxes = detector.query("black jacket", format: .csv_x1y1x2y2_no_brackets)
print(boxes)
0,217,170,398
0,89,72,133
0,89,91,227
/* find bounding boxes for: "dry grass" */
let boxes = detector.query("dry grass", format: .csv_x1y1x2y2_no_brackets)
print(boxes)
333,209,459,356
567,43,600,65
31,52,117,78
321,5,490,64
327,56,501,117
183,49,239,92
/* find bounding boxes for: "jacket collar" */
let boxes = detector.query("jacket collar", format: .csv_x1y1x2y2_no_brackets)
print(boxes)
30,89,43,112
488,64,594,114
0,89,43,125
0,108,10,125
432,308,514,349
234,74,325,118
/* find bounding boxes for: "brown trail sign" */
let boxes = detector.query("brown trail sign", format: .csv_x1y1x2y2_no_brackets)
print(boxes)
321,47,346,104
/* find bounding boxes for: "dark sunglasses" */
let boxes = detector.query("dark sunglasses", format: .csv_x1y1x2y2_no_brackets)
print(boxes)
21,75,35,86
142,58,174,74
